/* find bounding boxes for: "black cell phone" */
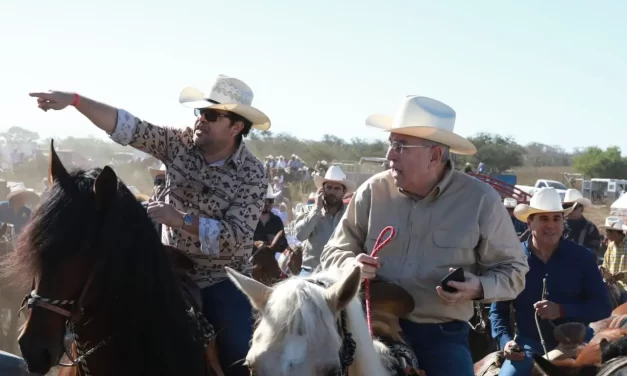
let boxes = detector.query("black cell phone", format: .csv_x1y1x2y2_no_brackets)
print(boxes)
440,267,465,293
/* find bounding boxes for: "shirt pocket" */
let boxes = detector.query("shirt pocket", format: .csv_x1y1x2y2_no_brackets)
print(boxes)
432,228,480,270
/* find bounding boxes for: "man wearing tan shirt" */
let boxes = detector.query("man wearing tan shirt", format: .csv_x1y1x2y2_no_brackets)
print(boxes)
320,95,529,376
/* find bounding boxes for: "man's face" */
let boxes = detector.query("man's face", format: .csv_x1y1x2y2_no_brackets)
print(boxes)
323,182,346,206
606,229,625,243
386,133,441,192
193,109,243,150
262,198,274,213
564,203,583,220
10,195,26,208
528,213,564,246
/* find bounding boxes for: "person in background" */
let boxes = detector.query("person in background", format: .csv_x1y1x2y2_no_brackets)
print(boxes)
464,162,473,173
477,161,487,174
490,188,611,376
0,183,40,235
504,198,528,236
254,186,284,244
599,217,627,303
272,202,289,225
294,165,354,276
562,189,601,257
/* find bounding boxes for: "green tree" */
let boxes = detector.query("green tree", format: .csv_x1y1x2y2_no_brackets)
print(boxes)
573,146,627,178
464,132,526,173
0,126,40,142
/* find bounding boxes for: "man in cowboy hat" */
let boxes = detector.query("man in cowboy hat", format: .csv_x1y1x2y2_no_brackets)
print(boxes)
321,96,528,376
0,182,40,235
599,217,627,303
562,189,601,258
253,186,284,244
294,165,355,275
29,74,270,375
490,188,610,376
504,197,528,236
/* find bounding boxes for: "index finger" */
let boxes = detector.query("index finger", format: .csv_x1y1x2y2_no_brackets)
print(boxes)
29,92,53,99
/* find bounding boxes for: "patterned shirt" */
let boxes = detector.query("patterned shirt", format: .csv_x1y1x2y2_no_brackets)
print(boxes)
110,109,268,288
603,238,627,289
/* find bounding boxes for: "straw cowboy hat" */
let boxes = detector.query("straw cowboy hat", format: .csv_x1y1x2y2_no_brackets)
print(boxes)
602,216,627,232
6,182,40,203
265,186,279,200
313,165,356,194
178,74,271,131
563,189,591,207
513,187,575,223
503,198,518,209
148,162,166,179
127,186,151,203
366,95,477,155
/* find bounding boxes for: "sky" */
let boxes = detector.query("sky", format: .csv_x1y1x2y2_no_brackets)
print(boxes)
2,0,626,153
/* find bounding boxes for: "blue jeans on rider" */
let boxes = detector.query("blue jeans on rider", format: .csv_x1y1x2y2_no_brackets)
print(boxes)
399,319,474,376
499,327,594,376
0,350,30,376
201,278,254,376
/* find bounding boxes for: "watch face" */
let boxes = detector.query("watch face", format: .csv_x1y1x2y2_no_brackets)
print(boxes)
184,215,193,226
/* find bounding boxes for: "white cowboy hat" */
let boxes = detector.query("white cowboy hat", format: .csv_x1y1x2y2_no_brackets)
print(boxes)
366,95,477,155
313,165,356,194
148,162,166,179
265,186,279,200
178,74,271,131
503,198,518,209
563,189,591,207
603,216,627,231
6,182,40,203
514,187,574,223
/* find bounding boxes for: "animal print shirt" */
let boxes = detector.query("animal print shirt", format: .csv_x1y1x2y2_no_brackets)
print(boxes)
109,109,268,288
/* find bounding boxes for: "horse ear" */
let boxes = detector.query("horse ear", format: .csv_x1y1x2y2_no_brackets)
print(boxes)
48,139,70,185
531,353,560,376
225,266,272,311
325,265,361,312
93,166,118,207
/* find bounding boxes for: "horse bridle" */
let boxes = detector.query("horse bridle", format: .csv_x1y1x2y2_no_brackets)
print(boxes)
21,267,112,376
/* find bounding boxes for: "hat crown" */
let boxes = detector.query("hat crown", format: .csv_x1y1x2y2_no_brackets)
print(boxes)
323,166,348,182
605,216,626,230
9,182,27,192
529,188,564,212
205,74,254,106
563,189,584,203
504,198,518,207
392,96,456,131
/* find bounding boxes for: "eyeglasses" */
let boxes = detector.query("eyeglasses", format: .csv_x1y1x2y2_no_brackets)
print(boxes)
265,199,275,204
388,141,432,154
194,108,232,122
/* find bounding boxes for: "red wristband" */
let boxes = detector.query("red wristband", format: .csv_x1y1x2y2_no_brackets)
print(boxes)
72,94,80,107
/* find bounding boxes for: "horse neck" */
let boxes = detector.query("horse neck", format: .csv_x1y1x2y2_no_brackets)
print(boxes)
344,298,389,376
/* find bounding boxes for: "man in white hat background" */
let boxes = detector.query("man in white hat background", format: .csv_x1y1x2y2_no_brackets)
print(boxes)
599,217,627,303
490,188,611,376
294,165,355,276
504,198,528,236
29,74,270,375
0,182,40,235
253,186,284,244
320,96,528,376
562,189,602,258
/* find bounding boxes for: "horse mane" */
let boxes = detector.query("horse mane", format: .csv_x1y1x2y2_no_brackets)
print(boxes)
267,268,388,376
5,164,205,375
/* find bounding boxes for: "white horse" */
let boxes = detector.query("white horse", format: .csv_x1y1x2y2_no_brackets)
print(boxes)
225,265,401,376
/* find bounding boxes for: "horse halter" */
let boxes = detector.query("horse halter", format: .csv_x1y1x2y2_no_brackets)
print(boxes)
21,268,112,375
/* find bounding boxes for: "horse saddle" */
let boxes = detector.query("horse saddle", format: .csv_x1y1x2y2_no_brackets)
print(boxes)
546,322,587,360
367,279,415,317
164,246,203,311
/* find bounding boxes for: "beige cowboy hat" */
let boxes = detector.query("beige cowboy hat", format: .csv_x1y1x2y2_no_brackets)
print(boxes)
178,74,271,131
313,165,356,194
265,186,279,200
148,162,166,179
127,186,151,203
6,182,40,205
503,198,518,209
562,189,591,207
514,187,574,223
366,95,477,155
602,216,627,231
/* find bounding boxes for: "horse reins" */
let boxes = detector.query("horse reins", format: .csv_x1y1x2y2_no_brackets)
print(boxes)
364,226,396,336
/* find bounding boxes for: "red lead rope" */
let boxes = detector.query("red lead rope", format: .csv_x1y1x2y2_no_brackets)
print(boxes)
363,226,396,336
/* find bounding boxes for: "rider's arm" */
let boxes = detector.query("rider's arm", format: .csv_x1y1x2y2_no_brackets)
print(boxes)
320,183,370,270
474,191,529,303
602,244,612,269
560,250,612,322
293,209,322,242
489,301,514,350
192,166,268,257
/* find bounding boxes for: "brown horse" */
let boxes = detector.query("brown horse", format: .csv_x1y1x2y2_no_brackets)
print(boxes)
5,142,211,376
0,223,24,354
250,230,303,286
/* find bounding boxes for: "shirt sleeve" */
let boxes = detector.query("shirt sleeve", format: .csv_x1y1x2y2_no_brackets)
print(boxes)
108,109,184,163
475,192,530,303
198,166,268,256
293,209,322,242
585,222,602,254
320,182,371,270
489,301,514,349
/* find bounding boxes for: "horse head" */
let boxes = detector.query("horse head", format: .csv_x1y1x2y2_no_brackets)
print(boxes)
11,140,206,375
225,265,388,376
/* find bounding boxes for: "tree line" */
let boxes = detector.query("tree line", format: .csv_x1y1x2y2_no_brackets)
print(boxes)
1,126,626,179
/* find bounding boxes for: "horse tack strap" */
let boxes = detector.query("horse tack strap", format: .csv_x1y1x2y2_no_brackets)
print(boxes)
598,356,627,376
27,291,74,317
364,226,396,336
609,314,627,329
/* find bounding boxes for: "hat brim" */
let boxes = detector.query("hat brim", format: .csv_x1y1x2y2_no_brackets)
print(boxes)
179,87,271,131
7,190,40,204
513,204,574,223
149,167,166,179
313,175,356,194
365,114,477,155
564,197,592,207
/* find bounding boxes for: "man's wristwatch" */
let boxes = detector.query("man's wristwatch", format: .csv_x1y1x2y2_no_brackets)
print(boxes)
182,214,193,227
